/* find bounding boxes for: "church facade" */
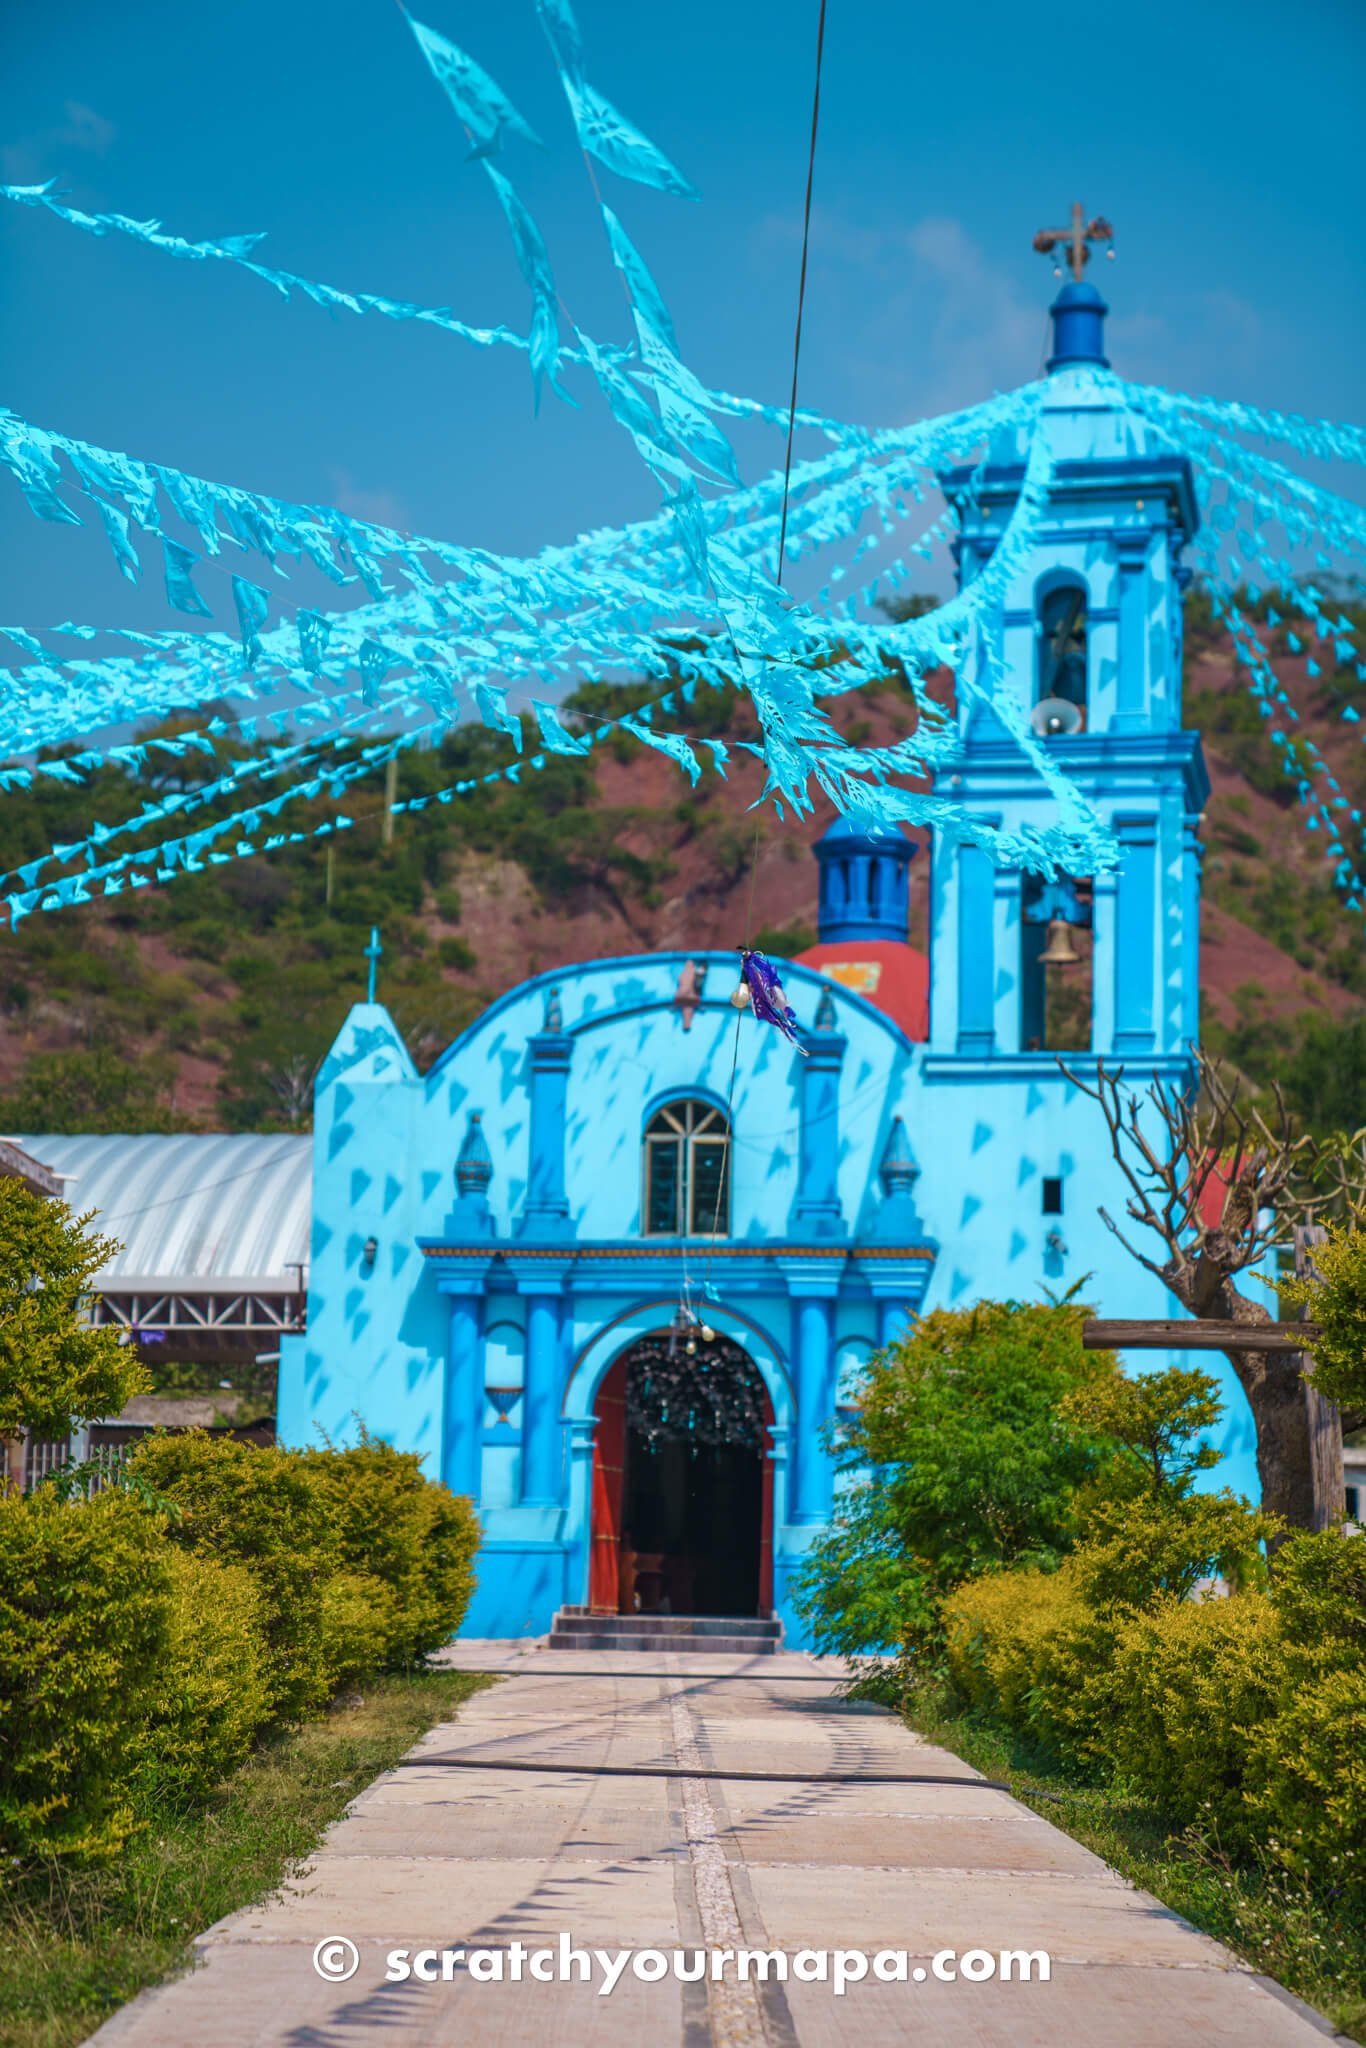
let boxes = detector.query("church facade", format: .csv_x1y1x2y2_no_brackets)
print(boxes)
278,281,1255,1644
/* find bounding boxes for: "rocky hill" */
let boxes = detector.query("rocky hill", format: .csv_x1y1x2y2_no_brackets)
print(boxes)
0,592,1362,1138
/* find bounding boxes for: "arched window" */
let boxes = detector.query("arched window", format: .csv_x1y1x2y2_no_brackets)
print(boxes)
643,1099,730,1237
1037,581,1088,712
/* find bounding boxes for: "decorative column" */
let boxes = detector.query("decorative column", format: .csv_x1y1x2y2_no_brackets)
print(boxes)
956,843,995,1054
507,1260,573,1508
778,1260,844,1526
792,986,847,1239
426,1254,496,1500
442,1289,485,1499
517,987,575,1240
564,1417,598,1606
1181,810,1203,1049
1112,532,1150,732
765,1420,792,1528
1113,813,1157,1054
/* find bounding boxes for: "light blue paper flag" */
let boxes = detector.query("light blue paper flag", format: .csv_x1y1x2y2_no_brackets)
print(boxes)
621,717,701,784
533,0,586,80
231,576,270,661
471,679,523,751
483,167,569,409
533,701,593,755
161,537,213,618
562,76,697,199
93,497,140,582
297,610,331,674
600,205,678,352
406,17,542,158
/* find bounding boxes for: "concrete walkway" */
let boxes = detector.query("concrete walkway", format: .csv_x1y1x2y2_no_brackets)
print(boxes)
96,1644,1345,2047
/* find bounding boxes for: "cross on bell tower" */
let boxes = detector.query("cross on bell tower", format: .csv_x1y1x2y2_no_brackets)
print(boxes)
364,925,383,1003
1032,202,1114,281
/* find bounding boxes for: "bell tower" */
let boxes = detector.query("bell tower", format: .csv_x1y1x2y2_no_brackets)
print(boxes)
926,222,1209,1071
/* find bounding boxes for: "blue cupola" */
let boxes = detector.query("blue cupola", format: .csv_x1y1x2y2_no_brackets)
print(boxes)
813,816,915,944
1047,280,1109,371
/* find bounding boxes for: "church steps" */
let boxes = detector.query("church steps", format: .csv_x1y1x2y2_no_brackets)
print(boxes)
547,1610,782,1653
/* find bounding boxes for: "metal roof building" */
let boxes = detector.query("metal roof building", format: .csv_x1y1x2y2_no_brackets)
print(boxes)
12,1133,311,1355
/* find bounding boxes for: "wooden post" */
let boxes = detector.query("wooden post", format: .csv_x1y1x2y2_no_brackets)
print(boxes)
1294,1223,1343,1532
382,756,398,848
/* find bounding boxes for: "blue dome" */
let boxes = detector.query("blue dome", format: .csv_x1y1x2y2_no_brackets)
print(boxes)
1047,280,1109,371
813,816,915,943
814,814,911,856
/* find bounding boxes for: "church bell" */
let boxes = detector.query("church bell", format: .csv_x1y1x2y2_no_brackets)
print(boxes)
1039,917,1082,967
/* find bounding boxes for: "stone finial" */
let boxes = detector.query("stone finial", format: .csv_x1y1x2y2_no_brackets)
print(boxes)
543,985,564,1033
813,984,837,1033
456,1110,494,1195
673,959,707,1031
878,1115,919,1197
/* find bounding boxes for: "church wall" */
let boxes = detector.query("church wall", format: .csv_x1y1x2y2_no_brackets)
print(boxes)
276,1006,450,1472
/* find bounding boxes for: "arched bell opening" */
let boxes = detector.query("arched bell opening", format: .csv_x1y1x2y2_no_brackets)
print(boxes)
588,1331,774,1619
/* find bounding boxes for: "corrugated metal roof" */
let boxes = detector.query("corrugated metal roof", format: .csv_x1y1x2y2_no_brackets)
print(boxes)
10,1134,311,1287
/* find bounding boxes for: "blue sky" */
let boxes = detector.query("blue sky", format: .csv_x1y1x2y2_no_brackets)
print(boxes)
3,0,1364,637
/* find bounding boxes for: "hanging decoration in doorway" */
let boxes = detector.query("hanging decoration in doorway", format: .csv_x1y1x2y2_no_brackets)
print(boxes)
625,1334,768,1452
1,0,1363,924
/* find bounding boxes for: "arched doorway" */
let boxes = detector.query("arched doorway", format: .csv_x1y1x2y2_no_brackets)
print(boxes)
588,1332,774,1619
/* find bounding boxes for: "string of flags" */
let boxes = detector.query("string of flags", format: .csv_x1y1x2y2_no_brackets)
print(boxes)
0,0,1361,928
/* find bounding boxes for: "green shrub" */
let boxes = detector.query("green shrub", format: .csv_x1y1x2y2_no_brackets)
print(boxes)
301,1429,480,1664
795,1300,1122,1657
125,1432,338,1719
0,1489,170,1861
1101,1594,1286,1836
133,1548,273,1804
320,1570,394,1689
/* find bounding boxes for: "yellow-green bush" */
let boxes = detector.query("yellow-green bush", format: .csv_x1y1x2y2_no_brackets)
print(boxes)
1070,1490,1272,1612
1266,1525,1366,1667
0,1489,170,1861
1100,1594,1286,1837
133,1549,273,1804
942,1562,1111,1763
301,1430,480,1665
125,1432,339,1720
1244,1664,1366,1898
320,1570,393,1690
1240,1529,1366,1898
0,1432,481,1869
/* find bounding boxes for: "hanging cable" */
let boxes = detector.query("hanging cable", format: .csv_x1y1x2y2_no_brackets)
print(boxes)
776,0,829,587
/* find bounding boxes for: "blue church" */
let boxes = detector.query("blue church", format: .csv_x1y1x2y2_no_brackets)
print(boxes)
277,280,1253,1644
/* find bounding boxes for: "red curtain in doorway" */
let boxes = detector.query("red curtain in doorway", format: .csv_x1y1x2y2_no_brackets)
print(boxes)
588,1355,626,1613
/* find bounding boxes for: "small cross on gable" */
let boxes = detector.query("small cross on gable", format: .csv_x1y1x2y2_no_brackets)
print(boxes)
364,925,383,1004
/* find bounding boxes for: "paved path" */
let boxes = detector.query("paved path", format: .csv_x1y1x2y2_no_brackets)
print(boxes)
97,1644,1344,2047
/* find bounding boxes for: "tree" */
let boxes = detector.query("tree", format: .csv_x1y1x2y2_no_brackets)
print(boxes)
1062,1050,1365,1536
1281,1223,1366,1413
0,1180,147,1440
0,1047,183,1135
793,1299,1122,1656
1063,1364,1224,1501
